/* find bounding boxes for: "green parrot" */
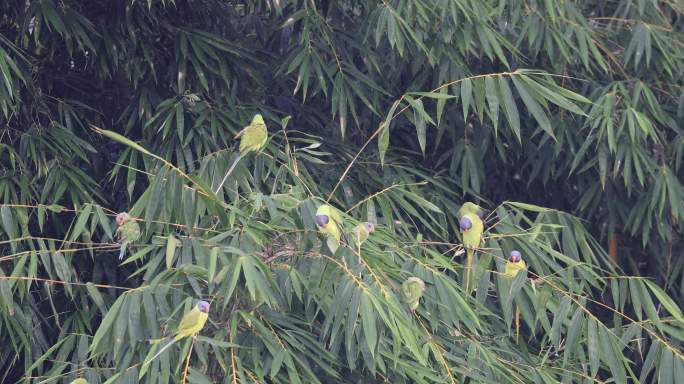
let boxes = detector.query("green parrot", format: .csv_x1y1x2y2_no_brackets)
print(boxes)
459,206,484,293
215,114,268,193
315,204,342,251
143,300,210,367
503,250,527,341
116,212,140,261
401,277,426,311
70,379,89,384
503,250,527,278
352,222,375,248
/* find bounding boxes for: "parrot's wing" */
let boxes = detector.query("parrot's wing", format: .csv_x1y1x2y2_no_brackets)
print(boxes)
503,262,514,278
329,206,344,224
257,123,268,147
401,288,410,302
125,220,141,242
176,307,203,337
239,125,255,144
326,236,339,253
354,225,368,244
328,222,341,242
352,225,361,240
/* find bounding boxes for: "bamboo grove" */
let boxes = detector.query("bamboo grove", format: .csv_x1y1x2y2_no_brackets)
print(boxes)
0,1,683,383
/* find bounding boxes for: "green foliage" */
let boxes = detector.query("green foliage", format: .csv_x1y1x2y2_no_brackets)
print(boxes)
0,0,683,383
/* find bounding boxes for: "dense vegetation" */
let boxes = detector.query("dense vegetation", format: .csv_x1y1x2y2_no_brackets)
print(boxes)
1,0,683,382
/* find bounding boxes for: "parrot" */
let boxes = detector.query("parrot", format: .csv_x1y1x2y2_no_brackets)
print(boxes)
503,250,526,342
314,204,342,251
503,250,527,278
116,212,140,261
401,277,426,311
459,207,484,293
351,221,375,262
143,300,210,367
215,114,268,193
71,379,88,384
352,222,375,247
174,300,210,339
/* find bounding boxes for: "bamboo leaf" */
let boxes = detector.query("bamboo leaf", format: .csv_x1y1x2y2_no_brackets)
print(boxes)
166,234,177,269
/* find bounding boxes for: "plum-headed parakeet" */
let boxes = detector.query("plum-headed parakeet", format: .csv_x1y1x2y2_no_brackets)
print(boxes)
143,300,210,367
401,277,426,311
315,204,342,251
504,250,527,341
215,114,268,193
175,300,210,339
504,250,527,278
459,207,484,293
116,212,140,261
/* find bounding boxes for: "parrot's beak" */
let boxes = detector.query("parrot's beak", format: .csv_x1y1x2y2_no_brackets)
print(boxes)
315,214,329,228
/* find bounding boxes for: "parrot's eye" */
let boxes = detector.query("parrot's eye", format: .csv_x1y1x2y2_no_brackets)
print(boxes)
365,222,375,232
510,250,522,262
315,214,329,227
198,301,210,313
459,217,472,230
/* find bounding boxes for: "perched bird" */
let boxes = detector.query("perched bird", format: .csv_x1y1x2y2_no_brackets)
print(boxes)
143,300,210,367
503,250,527,342
504,250,527,278
459,205,484,293
401,277,426,311
116,212,140,261
315,204,342,248
175,300,210,339
352,222,375,247
70,379,88,384
215,114,268,193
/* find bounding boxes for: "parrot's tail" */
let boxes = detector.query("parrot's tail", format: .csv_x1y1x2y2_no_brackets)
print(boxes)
465,249,474,293
142,336,178,368
214,154,242,194
119,243,126,261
